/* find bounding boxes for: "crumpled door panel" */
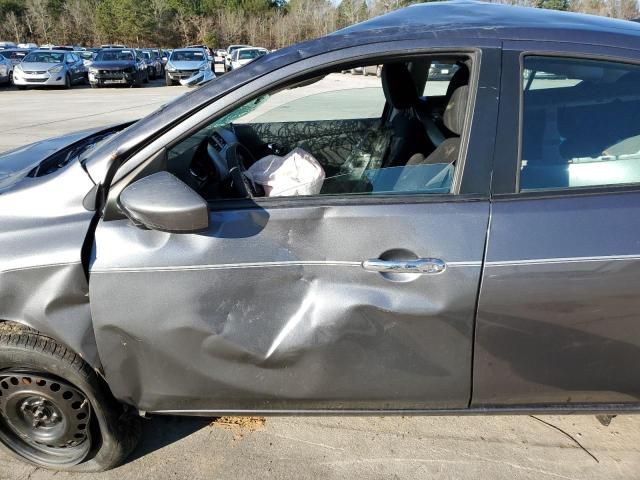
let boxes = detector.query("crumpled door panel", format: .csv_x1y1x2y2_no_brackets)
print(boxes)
90,201,488,412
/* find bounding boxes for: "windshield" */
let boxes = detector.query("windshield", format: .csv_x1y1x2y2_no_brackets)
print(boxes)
170,51,204,62
238,50,264,60
24,52,64,63
95,50,135,62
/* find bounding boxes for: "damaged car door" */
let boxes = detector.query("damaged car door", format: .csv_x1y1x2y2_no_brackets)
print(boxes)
88,46,500,414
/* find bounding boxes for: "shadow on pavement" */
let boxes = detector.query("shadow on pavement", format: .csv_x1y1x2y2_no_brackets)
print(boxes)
127,415,214,463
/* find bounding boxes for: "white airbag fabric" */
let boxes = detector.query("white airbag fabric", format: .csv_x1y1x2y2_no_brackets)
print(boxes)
246,148,325,197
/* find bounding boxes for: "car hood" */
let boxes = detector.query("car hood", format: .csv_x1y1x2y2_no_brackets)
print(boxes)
0,128,103,192
20,62,61,72
170,61,205,70
91,60,135,70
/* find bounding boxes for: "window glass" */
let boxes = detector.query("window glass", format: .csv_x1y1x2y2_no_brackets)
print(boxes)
423,62,461,96
520,56,640,191
24,52,64,63
166,58,472,201
95,50,134,62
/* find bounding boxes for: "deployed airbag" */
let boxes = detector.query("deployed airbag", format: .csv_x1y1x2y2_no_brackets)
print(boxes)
246,147,325,197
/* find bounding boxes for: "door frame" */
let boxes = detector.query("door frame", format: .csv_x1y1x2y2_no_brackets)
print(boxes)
100,38,502,221
492,39,640,197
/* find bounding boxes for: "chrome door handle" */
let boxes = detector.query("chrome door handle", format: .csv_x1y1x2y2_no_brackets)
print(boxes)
362,258,446,274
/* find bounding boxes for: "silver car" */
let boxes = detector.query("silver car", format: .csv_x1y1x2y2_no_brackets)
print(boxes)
13,50,86,89
0,53,11,85
165,48,213,86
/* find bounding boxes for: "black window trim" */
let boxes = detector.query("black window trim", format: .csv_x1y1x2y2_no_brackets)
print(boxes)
496,49,640,200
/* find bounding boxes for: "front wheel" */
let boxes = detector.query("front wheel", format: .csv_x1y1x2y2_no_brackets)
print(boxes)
0,328,141,472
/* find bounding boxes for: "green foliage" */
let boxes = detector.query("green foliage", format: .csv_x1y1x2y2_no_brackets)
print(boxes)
535,0,571,10
0,0,24,16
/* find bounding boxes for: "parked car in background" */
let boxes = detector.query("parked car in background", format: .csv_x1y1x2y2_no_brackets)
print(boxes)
0,49,30,67
100,44,126,49
228,47,268,71
0,41,17,50
165,47,212,86
224,44,249,71
16,43,38,50
47,45,74,51
88,48,147,88
0,52,12,84
13,50,86,89
349,64,382,76
428,62,459,80
151,48,168,66
214,49,226,62
135,50,151,82
141,49,163,79
75,50,96,67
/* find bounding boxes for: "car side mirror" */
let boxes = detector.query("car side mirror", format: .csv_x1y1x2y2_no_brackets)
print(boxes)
119,171,209,233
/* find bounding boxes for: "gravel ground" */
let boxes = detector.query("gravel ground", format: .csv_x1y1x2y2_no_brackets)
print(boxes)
1,75,640,480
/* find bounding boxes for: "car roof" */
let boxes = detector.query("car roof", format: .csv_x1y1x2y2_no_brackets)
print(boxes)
336,0,640,47
84,0,640,181
172,48,205,53
30,49,70,54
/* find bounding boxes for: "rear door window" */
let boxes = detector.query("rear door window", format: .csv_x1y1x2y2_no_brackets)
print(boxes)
520,56,640,191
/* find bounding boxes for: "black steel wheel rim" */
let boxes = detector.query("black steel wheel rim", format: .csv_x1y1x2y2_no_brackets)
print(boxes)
0,372,92,466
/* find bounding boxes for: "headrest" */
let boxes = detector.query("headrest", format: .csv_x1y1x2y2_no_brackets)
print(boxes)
443,85,469,136
381,63,418,110
446,63,470,99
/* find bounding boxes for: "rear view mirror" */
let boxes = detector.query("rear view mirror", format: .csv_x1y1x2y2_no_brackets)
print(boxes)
119,171,209,233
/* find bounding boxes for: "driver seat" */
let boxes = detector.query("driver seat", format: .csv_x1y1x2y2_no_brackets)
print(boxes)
381,63,440,166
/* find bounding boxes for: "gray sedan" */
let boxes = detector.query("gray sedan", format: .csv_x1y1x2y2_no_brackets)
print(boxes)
12,50,86,89
3,0,640,473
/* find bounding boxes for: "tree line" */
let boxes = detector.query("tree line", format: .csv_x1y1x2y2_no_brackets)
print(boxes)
0,0,638,50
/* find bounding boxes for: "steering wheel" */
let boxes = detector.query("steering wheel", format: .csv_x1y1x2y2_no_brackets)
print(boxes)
226,143,262,198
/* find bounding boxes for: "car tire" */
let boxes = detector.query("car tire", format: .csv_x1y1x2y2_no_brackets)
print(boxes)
0,328,141,472
16,86,26,90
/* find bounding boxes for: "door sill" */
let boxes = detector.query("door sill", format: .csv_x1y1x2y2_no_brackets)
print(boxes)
150,403,640,417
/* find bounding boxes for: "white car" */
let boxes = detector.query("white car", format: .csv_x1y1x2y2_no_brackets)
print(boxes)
229,47,268,71
165,48,215,86
224,44,250,71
